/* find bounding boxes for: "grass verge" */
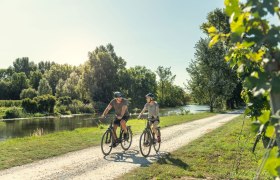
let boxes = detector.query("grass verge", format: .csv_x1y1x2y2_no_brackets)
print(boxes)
0,112,214,170
119,115,271,180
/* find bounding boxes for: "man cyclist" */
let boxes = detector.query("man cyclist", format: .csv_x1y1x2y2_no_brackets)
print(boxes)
138,93,161,143
101,91,130,147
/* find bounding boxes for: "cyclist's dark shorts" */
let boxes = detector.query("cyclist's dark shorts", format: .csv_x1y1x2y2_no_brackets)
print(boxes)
114,115,130,126
148,117,160,124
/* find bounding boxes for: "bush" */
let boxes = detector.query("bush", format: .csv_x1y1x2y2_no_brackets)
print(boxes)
22,98,38,113
55,105,71,115
20,88,38,100
34,95,56,114
57,96,72,106
3,107,22,119
80,103,94,113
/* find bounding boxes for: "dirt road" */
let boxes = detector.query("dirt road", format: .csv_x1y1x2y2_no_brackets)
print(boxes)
0,112,242,180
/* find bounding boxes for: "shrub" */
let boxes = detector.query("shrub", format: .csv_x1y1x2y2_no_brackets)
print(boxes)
22,98,38,113
20,88,38,100
3,107,22,119
34,95,56,114
57,96,72,106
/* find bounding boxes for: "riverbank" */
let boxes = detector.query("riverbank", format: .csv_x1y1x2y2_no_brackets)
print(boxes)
0,112,215,170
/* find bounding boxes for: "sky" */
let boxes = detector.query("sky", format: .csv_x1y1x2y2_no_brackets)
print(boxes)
0,0,226,87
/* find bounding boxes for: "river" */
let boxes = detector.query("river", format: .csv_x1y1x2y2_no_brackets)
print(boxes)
0,105,209,141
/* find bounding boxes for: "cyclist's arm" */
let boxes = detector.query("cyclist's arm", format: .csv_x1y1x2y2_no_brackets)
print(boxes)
120,105,128,117
138,106,147,117
102,104,112,117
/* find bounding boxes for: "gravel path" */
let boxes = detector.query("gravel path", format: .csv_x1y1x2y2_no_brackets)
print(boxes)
0,112,242,180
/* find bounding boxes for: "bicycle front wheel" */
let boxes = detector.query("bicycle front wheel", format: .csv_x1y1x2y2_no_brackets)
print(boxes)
153,128,161,153
101,130,113,156
121,127,133,151
139,130,152,157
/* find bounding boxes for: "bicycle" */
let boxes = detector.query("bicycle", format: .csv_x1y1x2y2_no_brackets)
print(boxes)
100,117,133,156
139,118,161,157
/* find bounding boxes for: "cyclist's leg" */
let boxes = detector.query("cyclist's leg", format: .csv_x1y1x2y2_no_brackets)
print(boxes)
113,118,120,141
120,116,129,133
152,121,159,136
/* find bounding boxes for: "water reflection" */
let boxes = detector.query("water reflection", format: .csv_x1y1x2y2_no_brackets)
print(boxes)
0,105,209,141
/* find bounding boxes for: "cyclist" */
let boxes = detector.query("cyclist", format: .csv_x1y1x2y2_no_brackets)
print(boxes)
138,93,161,143
101,91,130,147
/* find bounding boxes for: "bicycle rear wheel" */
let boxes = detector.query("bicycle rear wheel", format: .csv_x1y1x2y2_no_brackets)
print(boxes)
139,130,152,157
153,128,161,153
101,130,113,156
121,126,133,150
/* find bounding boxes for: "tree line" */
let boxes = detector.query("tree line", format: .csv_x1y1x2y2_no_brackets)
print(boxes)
0,45,188,116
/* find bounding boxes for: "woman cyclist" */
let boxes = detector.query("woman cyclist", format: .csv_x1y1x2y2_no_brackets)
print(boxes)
138,93,161,143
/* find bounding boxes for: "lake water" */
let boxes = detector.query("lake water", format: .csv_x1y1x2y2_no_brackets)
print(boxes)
0,105,209,141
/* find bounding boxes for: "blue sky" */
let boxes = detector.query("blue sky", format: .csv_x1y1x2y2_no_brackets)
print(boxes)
0,0,226,86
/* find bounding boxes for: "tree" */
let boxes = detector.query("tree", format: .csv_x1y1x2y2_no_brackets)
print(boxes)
61,72,80,100
38,78,52,95
187,38,237,112
0,80,11,100
201,8,242,109
29,70,43,90
84,44,126,103
10,72,29,100
44,64,73,94
156,66,176,106
38,61,55,74
208,0,280,177
119,66,157,108
13,57,37,77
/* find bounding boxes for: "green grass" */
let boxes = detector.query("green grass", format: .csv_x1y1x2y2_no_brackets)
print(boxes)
120,116,272,180
0,112,215,170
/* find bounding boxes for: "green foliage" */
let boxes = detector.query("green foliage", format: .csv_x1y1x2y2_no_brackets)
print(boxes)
0,100,22,107
10,72,29,100
187,38,238,112
156,66,186,107
3,107,23,119
0,80,11,100
44,64,73,94
84,44,125,103
34,95,56,114
57,96,72,106
29,70,42,90
22,98,38,113
208,0,280,177
68,100,94,114
61,72,80,100
20,88,38,100
38,78,52,96
119,66,157,108
13,57,37,77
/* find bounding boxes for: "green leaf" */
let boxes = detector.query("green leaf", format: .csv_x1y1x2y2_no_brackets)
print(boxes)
258,110,270,124
265,125,275,138
264,147,280,176
224,0,241,17
209,34,219,47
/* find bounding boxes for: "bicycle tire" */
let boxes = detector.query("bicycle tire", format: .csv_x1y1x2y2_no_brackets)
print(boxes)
139,130,152,157
121,127,133,150
153,128,161,152
101,130,113,156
